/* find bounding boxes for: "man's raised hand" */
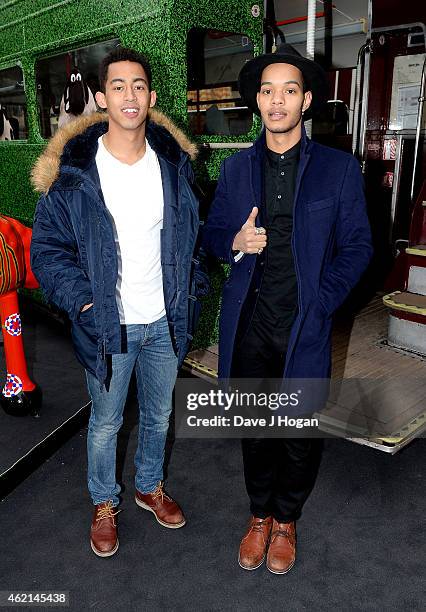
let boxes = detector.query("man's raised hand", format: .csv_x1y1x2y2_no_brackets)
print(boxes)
232,207,267,255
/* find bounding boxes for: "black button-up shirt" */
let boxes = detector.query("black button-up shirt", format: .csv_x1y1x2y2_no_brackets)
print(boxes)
251,140,301,348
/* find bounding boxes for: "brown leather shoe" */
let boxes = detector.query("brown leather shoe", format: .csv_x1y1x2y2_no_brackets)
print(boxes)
90,501,120,558
238,516,273,570
135,482,186,529
266,519,296,574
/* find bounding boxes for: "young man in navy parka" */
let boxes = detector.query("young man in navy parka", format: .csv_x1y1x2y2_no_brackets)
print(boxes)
31,48,207,557
203,44,372,574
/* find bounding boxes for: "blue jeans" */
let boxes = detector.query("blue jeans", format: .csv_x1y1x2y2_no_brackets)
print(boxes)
86,316,178,506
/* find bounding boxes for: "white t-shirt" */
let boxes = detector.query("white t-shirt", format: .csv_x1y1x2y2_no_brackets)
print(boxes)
96,136,166,324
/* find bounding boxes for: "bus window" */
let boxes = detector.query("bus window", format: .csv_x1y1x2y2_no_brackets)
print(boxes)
0,66,27,141
36,38,119,138
187,28,254,137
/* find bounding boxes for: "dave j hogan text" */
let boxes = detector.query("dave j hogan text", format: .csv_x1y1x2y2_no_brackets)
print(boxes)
186,415,319,428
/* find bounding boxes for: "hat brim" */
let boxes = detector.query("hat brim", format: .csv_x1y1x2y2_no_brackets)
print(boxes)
238,53,329,120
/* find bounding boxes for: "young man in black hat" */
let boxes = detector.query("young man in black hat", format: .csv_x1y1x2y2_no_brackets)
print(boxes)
202,45,372,574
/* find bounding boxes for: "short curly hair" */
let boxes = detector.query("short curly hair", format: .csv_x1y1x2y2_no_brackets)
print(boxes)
99,47,152,92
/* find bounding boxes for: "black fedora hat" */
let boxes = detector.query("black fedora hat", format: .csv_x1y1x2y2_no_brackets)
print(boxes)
238,43,329,120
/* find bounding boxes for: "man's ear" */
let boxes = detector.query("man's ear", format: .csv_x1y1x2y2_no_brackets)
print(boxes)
149,90,157,108
302,90,312,113
95,91,107,110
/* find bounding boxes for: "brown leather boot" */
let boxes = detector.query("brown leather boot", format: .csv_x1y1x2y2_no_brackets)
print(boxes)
266,519,296,574
135,482,186,528
238,516,273,570
90,501,120,557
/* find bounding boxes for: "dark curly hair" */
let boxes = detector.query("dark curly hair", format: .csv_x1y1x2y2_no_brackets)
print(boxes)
99,47,152,92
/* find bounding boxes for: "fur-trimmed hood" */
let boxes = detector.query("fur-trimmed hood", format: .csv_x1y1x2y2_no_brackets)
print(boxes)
31,109,198,193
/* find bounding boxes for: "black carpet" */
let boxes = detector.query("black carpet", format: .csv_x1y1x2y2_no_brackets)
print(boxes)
1,401,425,611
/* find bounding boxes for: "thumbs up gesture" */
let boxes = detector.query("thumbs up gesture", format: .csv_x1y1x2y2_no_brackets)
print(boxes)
232,207,267,254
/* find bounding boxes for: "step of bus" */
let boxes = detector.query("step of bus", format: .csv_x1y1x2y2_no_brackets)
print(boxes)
383,290,426,316
406,245,426,256
407,265,426,295
387,313,426,356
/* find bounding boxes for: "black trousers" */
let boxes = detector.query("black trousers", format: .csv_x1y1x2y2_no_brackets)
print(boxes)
232,322,323,523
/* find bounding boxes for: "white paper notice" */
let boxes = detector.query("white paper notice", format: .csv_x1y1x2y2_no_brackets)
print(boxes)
389,53,425,131
396,84,420,129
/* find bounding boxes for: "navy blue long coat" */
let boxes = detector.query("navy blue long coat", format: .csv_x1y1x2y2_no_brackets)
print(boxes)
202,126,373,382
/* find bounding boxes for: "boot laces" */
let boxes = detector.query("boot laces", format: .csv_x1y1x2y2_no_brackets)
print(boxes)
152,482,165,504
152,482,172,504
273,524,293,539
96,501,120,522
251,518,270,534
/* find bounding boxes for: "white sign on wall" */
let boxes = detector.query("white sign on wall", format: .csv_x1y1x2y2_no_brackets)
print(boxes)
389,53,425,131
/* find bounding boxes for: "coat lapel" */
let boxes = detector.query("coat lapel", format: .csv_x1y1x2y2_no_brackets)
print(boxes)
248,133,265,225
294,124,312,208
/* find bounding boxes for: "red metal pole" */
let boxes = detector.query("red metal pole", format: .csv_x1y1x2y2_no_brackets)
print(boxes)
276,11,331,26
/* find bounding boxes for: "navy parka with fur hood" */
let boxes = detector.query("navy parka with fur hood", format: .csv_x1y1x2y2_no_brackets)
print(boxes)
31,110,208,386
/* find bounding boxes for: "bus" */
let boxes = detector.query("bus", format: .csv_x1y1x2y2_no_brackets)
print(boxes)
1,0,425,453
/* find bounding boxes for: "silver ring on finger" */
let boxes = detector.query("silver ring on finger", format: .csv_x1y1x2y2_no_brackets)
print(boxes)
255,226,266,235
257,247,263,255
